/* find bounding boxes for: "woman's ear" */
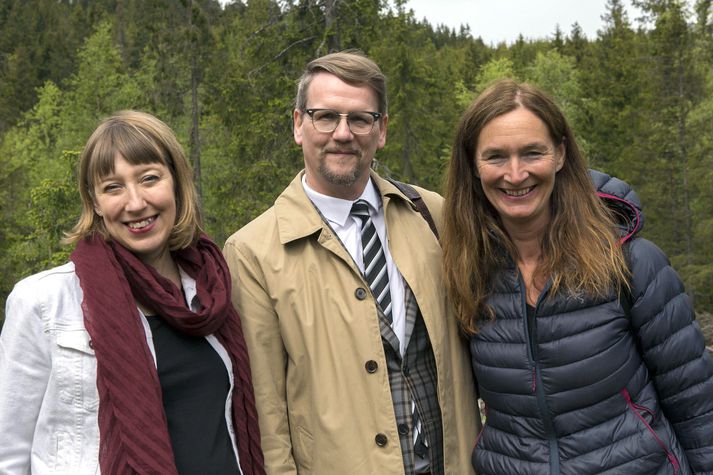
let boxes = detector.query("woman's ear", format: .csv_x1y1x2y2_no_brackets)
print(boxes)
555,139,566,172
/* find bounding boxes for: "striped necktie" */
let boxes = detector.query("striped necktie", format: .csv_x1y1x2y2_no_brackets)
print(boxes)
351,200,392,323
352,200,428,460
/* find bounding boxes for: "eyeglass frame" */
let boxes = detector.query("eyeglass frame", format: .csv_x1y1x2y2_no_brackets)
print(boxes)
302,108,383,135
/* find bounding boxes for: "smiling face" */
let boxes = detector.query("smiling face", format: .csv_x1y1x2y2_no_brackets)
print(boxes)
93,154,176,267
293,72,387,200
475,106,565,234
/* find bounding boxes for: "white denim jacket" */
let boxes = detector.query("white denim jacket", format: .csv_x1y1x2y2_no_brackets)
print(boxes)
0,262,241,474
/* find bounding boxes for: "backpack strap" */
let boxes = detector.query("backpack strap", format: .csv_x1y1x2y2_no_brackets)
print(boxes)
388,178,482,399
387,178,440,241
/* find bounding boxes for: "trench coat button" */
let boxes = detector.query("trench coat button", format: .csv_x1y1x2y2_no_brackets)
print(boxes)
365,360,378,373
355,287,368,300
398,423,409,435
375,433,388,447
402,365,409,376
88,339,94,349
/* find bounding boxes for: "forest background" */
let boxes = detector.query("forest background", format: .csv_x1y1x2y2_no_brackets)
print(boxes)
0,0,712,348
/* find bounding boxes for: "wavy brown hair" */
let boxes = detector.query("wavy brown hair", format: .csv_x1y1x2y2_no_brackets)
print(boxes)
64,110,202,249
442,79,629,334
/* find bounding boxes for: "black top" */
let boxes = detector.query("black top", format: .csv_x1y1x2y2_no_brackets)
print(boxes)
147,315,239,474
526,303,536,356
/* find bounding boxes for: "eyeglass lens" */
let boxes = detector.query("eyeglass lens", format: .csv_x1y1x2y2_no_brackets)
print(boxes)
311,110,376,135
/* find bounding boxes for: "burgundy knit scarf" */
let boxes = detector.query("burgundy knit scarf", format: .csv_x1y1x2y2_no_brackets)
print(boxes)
71,233,265,474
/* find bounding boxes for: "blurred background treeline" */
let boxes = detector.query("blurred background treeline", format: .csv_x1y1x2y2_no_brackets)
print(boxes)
0,0,712,343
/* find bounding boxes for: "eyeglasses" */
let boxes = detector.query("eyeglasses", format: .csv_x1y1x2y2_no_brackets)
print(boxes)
304,108,382,135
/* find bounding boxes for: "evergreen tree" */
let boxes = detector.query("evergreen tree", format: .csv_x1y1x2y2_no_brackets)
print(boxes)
631,0,702,264
2,0,712,327
0,0,89,133
578,0,645,173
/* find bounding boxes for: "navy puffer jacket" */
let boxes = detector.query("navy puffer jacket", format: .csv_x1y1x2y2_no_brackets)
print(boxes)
470,170,713,474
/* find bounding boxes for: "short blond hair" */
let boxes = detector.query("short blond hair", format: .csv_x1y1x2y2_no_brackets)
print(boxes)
64,110,202,249
295,50,387,114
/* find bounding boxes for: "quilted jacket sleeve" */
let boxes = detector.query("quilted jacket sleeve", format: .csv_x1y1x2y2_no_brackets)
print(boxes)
627,237,713,473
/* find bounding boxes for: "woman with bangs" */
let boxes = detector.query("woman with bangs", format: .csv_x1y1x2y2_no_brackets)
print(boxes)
442,79,713,474
0,110,265,474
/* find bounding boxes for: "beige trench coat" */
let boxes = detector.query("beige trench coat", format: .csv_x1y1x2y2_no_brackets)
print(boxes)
224,171,480,474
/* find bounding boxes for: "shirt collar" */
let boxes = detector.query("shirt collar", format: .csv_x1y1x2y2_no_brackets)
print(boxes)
302,175,382,227
178,266,200,311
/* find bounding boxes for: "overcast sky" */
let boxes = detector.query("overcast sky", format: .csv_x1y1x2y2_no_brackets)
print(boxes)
405,0,644,45
218,1,695,46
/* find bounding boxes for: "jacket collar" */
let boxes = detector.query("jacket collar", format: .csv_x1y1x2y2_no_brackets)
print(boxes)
589,169,644,243
274,170,411,245
303,174,382,229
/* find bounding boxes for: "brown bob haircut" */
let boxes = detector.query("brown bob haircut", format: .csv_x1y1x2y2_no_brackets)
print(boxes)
64,110,202,249
295,50,388,115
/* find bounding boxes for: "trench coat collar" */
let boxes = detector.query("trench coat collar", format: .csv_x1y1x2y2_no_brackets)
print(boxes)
274,170,412,245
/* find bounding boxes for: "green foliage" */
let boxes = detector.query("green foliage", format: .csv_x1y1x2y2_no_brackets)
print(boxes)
577,0,646,173
526,51,583,126
622,0,703,269
372,6,460,189
473,57,516,94
2,0,713,327
0,0,92,133
62,21,146,143
0,151,79,324
524,50,589,155
26,152,81,269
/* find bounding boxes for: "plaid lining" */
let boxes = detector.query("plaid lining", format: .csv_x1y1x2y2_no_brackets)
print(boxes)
378,284,443,475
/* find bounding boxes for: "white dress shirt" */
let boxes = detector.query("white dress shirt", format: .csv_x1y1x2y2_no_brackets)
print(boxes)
302,175,408,354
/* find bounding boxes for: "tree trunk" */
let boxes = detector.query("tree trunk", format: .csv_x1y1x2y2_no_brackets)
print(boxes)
318,0,341,54
188,0,202,206
401,129,417,183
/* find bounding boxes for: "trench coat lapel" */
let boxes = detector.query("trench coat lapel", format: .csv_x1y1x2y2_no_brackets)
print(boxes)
378,308,401,356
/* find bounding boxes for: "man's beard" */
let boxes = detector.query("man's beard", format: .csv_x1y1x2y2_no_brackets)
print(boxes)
318,150,366,187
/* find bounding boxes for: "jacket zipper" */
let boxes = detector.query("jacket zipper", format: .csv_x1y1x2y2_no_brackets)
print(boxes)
520,275,560,475
621,389,680,473
473,402,488,451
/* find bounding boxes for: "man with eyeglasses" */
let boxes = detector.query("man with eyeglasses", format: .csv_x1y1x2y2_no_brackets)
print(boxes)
223,51,479,475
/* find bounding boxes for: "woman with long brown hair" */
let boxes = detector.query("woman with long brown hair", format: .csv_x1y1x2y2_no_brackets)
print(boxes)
442,79,713,474
0,111,265,474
